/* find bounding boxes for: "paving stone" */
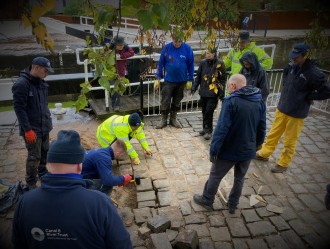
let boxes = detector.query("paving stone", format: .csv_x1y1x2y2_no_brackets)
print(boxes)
184,214,207,225
176,191,192,200
310,223,330,242
153,179,170,189
138,200,156,208
246,239,268,249
297,210,320,224
288,219,313,236
280,230,307,249
158,206,184,230
166,229,178,242
222,209,242,218
237,196,251,209
241,186,255,196
266,204,284,214
214,241,232,249
231,239,248,249
302,232,329,249
241,209,262,223
247,221,276,237
210,227,231,242
298,194,325,212
226,218,250,238
289,183,308,194
304,144,322,154
269,216,290,231
255,207,275,217
303,183,322,193
133,207,152,225
264,234,290,249
150,233,172,249
280,207,298,221
199,237,214,249
158,191,172,207
209,214,225,227
148,215,171,233
254,185,273,195
137,191,156,202
174,229,199,249
136,178,153,192
186,174,199,186
185,224,210,238
127,225,145,247
179,201,192,216
138,226,151,240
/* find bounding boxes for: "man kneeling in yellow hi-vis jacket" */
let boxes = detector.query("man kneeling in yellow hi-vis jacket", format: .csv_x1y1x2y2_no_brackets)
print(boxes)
96,113,152,165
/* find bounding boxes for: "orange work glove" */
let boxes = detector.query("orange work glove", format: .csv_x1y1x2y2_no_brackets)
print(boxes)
121,174,132,186
25,130,37,144
145,150,153,157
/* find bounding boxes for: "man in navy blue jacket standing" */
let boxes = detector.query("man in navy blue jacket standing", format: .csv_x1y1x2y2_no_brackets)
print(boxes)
193,74,266,214
12,130,133,249
82,140,132,195
155,32,194,128
12,57,54,190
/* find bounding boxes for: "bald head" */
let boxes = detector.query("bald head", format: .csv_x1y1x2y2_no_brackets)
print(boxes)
228,74,247,93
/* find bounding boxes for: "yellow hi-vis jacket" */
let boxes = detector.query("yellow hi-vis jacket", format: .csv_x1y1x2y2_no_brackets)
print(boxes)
96,115,149,159
223,42,273,75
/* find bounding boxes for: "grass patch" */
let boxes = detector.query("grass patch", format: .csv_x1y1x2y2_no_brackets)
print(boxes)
0,101,77,112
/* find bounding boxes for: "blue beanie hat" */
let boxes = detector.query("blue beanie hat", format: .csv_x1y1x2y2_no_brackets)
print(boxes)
47,130,85,164
128,113,141,127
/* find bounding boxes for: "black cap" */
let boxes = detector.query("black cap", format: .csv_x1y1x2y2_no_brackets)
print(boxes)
128,113,141,127
239,30,250,42
32,57,54,73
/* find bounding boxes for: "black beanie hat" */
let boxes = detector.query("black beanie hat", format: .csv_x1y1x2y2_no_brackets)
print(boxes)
47,130,85,164
128,113,141,127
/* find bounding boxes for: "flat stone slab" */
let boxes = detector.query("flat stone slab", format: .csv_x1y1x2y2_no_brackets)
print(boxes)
184,214,207,225
269,216,290,231
179,201,192,216
138,200,156,208
209,214,225,227
185,224,210,238
174,229,199,249
241,209,262,223
210,227,231,242
158,191,172,207
153,179,170,189
158,206,184,230
150,233,172,249
266,204,284,214
136,178,153,192
147,215,171,233
137,191,156,202
246,221,277,237
226,218,250,237
133,207,152,225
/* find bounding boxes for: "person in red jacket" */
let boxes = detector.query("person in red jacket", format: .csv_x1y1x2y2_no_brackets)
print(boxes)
108,36,134,111
12,57,54,190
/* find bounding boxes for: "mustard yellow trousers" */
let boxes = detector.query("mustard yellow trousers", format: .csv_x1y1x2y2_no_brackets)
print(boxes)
258,109,304,167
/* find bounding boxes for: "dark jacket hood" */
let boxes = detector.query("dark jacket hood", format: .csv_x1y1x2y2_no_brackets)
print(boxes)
227,85,262,102
239,52,260,72
19,67,48,86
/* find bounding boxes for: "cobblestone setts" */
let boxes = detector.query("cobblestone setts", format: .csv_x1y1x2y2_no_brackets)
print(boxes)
1,110,330,248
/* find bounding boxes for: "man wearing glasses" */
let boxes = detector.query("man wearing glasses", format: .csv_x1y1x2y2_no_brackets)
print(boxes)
12,57,54,190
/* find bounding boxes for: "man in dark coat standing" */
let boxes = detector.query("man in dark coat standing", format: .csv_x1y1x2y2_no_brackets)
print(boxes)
12,57,54,190
193,74,266,214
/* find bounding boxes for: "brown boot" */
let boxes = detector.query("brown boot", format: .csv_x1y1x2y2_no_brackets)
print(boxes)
156,113,168,129
169,111,181,128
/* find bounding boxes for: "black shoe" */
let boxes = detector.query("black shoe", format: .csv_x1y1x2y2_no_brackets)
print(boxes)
255,152,269,161
204,133,212,140
193,194,213,210
199,130,206,136
325,193,330,210
227,203,236,214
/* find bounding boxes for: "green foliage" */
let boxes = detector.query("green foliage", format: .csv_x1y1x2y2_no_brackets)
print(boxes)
63,0,92,16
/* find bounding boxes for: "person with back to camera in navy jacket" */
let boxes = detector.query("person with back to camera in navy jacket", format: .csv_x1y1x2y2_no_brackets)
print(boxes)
81,139,132,195
12,130,133,249
193,74,266,214
12,57,54,190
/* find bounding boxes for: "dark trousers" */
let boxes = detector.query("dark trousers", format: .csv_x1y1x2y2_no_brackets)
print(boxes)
202,159,251,208
87,179,113,195
160,82,185,113
24,133,49,186
111,91,120,108
200,97,218,133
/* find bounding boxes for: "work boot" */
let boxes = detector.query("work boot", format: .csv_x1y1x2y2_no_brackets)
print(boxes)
156,113,168,129
204,133,212,140
255,152,269,161
169,112,181,128
271,164,288,173
227,203,236,214
325,184,330,210
193,194,213,211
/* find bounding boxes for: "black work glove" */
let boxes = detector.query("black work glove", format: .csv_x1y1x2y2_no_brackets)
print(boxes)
210,154,217,163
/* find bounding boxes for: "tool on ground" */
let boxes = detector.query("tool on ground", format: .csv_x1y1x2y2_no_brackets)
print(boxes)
129,174,141,185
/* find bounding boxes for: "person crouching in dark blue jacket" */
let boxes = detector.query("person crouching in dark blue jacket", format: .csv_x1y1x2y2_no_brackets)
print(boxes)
193,74,266,214
12,57,54,190
82,140,132,195
12,130,133,249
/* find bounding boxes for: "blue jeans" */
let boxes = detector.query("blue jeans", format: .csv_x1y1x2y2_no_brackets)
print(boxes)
24,134,49,186
202,159,251,208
